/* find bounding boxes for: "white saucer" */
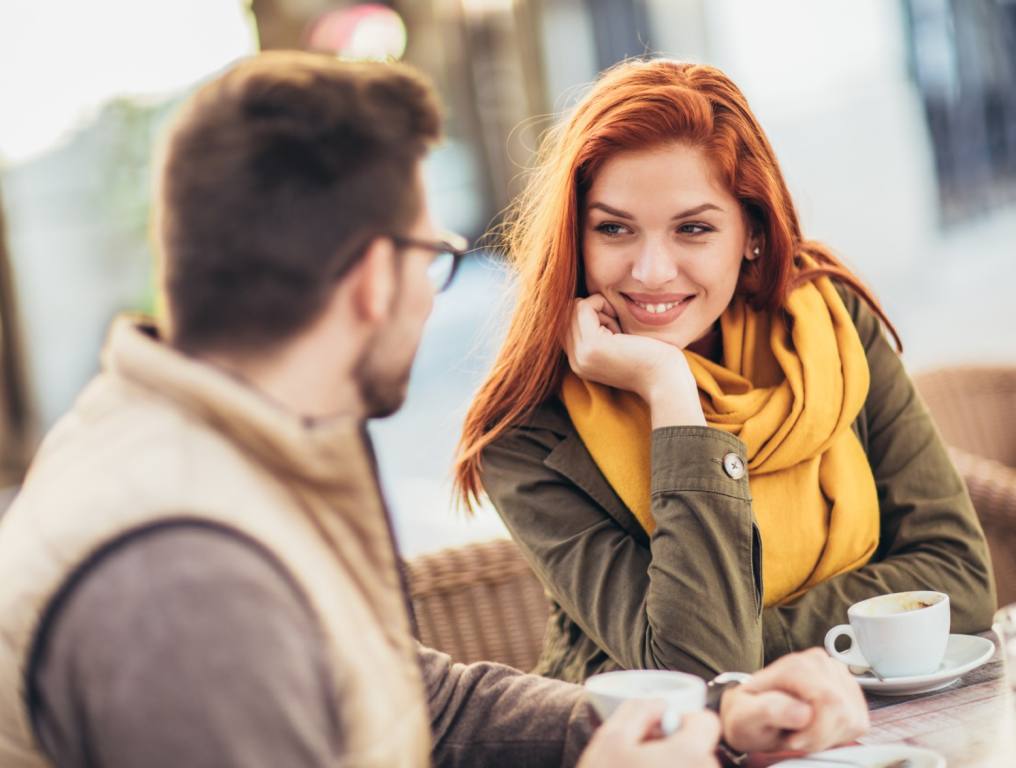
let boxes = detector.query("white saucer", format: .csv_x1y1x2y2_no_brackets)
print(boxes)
771,744,945,768
832,633,995,695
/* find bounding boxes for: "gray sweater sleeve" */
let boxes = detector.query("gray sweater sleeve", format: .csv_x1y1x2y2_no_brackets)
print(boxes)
420,644,594,768
30,524,342,768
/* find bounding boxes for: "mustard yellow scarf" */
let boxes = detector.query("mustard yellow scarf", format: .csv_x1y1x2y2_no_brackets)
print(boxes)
561,270,879,606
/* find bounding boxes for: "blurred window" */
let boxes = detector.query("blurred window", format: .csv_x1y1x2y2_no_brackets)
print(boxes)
906,0,1016,224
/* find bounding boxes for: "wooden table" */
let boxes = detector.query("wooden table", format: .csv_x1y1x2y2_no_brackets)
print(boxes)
859,631,1014,766
754,632,1015,767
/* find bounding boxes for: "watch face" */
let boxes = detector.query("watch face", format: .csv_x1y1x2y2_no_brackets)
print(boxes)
706,678,744,713
713,671,753,685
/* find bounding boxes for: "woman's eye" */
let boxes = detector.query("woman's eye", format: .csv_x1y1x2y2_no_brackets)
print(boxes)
595,222,628,237
677,223,713,235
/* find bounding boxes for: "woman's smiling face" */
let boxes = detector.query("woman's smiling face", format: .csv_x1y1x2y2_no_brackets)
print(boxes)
582,142,755,350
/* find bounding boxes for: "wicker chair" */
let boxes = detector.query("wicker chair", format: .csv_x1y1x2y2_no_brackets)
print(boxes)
405,538,550,671
914,365,1016,607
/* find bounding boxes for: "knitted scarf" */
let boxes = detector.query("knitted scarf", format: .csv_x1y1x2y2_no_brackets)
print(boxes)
561,269,879,606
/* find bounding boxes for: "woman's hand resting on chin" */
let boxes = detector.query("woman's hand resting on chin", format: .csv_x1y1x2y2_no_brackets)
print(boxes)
563,294,706,428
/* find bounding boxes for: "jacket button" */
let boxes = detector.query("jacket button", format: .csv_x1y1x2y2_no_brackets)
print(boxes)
722,452,746,480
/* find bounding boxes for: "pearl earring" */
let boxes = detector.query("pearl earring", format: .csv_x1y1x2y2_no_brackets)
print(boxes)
753,246,760,256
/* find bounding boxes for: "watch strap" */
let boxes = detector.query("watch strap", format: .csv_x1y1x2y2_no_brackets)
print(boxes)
705,671,752,712
706,672,753,767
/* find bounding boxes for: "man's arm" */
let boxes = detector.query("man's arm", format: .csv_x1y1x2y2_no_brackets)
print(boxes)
420,644,594,768
31,525,341,768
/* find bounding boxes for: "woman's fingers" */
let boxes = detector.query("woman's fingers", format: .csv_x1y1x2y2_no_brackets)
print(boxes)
597,310,621,334
566,296,621,375
598,294,620,320
575,296,607,338
563,298,585,363
577,294,621,336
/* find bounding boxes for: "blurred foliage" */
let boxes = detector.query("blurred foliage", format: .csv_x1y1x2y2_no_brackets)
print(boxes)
91,97,179,314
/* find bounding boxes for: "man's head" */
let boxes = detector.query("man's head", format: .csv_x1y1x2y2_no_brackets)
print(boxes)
156,51,445,417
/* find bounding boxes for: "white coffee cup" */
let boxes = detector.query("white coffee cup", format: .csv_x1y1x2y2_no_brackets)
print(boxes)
824,590,950,678
584,670,706,733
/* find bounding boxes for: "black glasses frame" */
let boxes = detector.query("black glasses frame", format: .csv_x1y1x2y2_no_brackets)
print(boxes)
391,233,470,292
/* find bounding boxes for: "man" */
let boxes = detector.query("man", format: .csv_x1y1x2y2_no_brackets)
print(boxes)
0,52,867,767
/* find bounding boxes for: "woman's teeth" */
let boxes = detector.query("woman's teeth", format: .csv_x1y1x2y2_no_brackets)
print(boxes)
634,299,687,314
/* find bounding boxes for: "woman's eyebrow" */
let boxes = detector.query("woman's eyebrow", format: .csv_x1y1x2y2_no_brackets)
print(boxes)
587,202,634,219
671,203,722,219
587,201,723,220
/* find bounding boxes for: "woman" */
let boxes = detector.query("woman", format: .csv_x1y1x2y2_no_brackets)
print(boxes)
453,59,996,682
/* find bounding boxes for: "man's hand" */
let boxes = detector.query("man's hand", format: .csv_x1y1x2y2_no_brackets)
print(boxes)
578,700,721,768
720,648,869,754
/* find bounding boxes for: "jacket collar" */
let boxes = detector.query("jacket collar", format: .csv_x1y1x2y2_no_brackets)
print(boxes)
102,315,372,488
528,398,651,547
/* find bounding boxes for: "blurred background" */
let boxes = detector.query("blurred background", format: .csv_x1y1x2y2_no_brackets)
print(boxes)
1,0,1014,553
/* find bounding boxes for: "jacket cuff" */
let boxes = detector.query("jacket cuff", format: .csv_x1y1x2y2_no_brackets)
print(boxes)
650,426,752,501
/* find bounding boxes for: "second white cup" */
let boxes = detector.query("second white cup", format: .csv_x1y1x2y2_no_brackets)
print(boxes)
825,590,950,678
584,669,706,733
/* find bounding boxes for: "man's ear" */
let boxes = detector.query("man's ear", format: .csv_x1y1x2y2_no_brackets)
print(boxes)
348,236,397,325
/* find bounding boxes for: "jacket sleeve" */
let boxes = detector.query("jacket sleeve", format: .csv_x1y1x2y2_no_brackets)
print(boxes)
761,291,997,660
482,424,764,679
420,644,594,768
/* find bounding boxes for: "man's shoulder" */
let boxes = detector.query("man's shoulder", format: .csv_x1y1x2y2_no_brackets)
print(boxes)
53,523,312,610
31,523,323,682
30,523,339,767
28,373,263,494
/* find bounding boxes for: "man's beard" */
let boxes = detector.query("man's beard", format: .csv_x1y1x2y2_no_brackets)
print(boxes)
352,259,420,419
352,326,413,419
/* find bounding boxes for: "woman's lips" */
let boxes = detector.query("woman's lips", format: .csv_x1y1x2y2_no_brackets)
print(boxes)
621,292,696,326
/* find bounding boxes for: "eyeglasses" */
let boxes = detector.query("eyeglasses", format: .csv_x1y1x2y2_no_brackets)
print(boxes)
391,232,470,293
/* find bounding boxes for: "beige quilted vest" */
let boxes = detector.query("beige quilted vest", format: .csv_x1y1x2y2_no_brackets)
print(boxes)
0,317,431,767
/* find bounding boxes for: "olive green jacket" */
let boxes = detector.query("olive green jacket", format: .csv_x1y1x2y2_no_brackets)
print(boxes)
481,288,997,682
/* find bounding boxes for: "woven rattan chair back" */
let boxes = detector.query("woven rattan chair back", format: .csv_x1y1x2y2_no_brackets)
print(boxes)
914,366,1016,467
915,365,1016,606
406,538,550,671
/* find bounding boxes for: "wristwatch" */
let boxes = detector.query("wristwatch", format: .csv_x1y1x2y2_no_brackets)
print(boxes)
706,671,752,712
706,672,753,767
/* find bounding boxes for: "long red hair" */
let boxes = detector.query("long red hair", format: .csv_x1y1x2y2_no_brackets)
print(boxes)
454,59,900,508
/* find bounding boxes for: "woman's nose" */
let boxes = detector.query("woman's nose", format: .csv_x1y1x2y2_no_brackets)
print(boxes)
631,240,679,288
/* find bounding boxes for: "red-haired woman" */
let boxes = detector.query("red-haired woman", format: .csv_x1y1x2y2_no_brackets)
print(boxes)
454,59,996,681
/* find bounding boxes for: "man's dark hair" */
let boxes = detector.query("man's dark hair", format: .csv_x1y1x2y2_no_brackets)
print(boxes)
157,51,442,354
